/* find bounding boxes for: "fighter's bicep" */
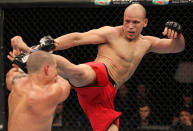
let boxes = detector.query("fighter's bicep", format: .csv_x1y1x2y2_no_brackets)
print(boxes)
80,34,105,44
76,28,108,45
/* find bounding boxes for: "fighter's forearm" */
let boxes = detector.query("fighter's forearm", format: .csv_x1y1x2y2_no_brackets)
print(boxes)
54,32,81,51
172,34,185,53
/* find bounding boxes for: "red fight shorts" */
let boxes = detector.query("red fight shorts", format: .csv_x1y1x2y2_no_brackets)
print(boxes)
74,61,122,131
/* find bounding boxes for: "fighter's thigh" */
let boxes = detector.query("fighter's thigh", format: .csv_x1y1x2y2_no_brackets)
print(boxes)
70,64,96,87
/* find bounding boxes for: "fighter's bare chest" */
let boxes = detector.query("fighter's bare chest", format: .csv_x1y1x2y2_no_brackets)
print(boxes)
111,39,150,62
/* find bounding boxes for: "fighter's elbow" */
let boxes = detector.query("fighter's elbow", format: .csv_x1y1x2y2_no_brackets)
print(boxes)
72,32,82,45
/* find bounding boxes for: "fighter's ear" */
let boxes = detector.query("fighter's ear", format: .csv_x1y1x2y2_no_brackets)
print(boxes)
143,18,148,27
44,64,50,75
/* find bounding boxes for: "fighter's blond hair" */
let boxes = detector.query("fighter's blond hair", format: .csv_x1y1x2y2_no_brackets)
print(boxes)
26,50,55,73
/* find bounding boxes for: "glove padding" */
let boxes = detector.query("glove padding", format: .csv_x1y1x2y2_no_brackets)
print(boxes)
165,21,182,34
39,36,55,52
12,53,29,73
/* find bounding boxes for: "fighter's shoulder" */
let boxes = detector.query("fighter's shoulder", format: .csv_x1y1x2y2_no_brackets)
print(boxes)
50,77,71,102
54,76,71,90
97,26,121,38
99,26,113,30
11,74,28,87
11,77,29,95
98,26,120,33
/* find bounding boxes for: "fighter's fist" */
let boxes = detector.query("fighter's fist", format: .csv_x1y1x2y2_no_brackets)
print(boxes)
11,36,32,53
12,53,29,73
39,36,55,52
162,21,182,39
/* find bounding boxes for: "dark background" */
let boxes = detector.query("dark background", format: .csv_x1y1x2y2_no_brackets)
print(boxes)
1,4,193,131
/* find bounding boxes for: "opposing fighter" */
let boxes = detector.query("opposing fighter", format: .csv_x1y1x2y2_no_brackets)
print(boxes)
6,51,71,131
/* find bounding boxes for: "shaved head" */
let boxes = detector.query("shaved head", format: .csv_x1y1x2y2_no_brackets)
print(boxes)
122,3,148,40
27,50,55,73
124,4,146,19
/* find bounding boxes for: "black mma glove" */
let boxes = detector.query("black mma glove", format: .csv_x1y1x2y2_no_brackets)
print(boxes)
29,36,55,53
12,53,29,73
39,36,55,52
165,21,182,35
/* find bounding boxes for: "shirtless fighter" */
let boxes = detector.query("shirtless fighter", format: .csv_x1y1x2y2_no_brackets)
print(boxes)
10,3,185,131
6,51,71,131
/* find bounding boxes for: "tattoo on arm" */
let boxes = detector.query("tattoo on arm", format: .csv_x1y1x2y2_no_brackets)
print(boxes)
11,74,27,87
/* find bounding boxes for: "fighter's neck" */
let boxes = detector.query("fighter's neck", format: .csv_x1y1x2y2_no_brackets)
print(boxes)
28,74,50,87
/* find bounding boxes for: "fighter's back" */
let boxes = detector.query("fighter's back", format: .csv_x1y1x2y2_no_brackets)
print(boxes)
8,76,59,131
